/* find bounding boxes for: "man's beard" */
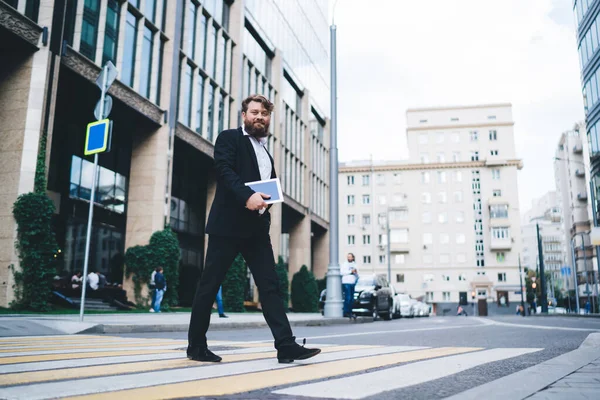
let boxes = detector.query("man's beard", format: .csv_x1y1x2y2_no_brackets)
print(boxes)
245,120,269,138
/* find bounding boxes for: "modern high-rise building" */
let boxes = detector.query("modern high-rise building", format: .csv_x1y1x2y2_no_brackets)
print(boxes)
554,126,598,307
573,0,600,310
339,104,523,316
521,191,568,298
0,0,330,307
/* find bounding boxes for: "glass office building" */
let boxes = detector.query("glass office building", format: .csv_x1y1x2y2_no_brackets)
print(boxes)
0,0,330,307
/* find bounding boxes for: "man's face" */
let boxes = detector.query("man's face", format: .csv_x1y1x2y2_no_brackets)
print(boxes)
242,101,271,138
347,254,354,262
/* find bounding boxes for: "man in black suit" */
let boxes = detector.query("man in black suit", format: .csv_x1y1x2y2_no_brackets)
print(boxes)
187,94,321,364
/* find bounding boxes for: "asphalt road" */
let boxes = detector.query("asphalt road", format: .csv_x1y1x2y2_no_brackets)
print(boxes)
115,315,600,400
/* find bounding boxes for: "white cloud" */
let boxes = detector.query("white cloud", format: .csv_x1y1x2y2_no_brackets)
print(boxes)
333,0,585,211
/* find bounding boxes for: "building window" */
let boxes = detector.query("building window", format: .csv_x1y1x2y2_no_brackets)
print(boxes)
422,212,431,223
390,229,409,243
440,233,449,244
490,204,508,218
454,191,463,203
456,234,466,244
440,254,450,264
443,292,451,301
379,255,386,264
363,235,371,245
452,152,461,162
423,255,433,264
452,133,460,143
347,175,355,185
423,233,433,245
490,150,498,156
396,273,405,283
492,227,510,240
419,133,428,144
496,252,505,262
421,192,431,204
363,255,371,264
471,151,479,161
376,174,385,185
426,292,434,302
493,190,502,197
347,214,355,225
140,25,154,99
456,211,464,223
420,153,430,163
378,195,387,205
80,0,100,61
390,209,408,221
498,273,506,282
378,213,386,226
470,131,479,141
394,193,406,204
489,130,497,140
348,235,355,245
492,169,501,180
362,194,370,205
421,172,430,184
102,0,120,65
438,192,447,203
424,274,434,282
437,171,447,183
457,254,466,263
378,234,386,245
362,214,371,225
180,63,193,126
362,174,370,186
122,11,138,87
453,171,462,182
477,289,487,297
395,254,405,264
437,153,446,163
347,195,355,205
459,273,467,281
393,173,402,184
437,132,444,143
195,75,205,134
438,212,448,224
186,0,198,58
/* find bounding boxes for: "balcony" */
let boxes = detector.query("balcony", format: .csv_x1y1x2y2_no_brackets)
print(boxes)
575,169,586,177
485,158,506,167
490,237,512,250
577,192,588,201
390,242,410,253
573,144,583,154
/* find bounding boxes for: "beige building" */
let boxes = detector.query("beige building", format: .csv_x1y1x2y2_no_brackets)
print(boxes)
0,0,330,307
339,104,523,315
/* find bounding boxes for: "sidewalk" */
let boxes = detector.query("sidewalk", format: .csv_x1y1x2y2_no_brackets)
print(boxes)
0,312,352,336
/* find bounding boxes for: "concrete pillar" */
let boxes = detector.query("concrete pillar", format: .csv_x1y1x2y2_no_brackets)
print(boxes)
288,216,311,278
313,229,329,280
203,174,217,265
122,124,170,303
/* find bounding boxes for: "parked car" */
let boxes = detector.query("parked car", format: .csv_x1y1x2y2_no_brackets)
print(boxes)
352,274,394,320
319,289,326,315
395,293,415,318
414,301,431,317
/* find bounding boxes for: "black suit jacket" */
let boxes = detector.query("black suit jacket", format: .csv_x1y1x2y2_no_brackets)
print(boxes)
206,127,276,238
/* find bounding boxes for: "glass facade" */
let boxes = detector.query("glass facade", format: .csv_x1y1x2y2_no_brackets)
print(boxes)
80,0,100,61
122,11,138,87
102,0,120,65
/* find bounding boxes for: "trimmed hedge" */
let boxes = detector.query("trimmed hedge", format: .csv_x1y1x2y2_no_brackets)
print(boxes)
291,265,319,312
275,256,289,310
222,254,246,312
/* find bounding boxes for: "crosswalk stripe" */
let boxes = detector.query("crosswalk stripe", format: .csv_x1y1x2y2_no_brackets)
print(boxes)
0,349,180,365
0,341,189,353
0,346,429,399
0,345,185,358
0,335,108,343
0,345,374,386
273,347,544,399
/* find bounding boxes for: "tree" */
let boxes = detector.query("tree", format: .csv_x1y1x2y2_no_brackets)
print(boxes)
275,256,289,310
291,265,319,312
222,254,246,312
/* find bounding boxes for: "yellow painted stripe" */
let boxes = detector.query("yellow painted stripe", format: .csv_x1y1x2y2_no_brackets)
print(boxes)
0,340,187,349
0,335,108,343
0,345,374,386
0,341,187,353
65,347,481,400
0,349,180,365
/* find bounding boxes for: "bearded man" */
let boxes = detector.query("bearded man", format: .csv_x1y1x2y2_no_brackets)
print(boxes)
187,94,321,364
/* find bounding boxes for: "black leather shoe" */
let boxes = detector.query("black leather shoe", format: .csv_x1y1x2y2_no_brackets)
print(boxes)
187,347,222,362
277,339,321,364
219,314,228,318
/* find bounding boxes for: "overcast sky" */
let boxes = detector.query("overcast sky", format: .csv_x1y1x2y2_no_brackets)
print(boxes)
331,0,585,214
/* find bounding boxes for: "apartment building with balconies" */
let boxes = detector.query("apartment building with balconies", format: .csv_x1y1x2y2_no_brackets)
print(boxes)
339,104,523,316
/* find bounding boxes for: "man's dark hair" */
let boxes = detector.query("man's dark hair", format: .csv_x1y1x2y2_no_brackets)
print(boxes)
242,94,274,113
347,253,355,262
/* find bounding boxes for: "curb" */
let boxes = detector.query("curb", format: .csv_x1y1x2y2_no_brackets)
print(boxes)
78,317,359,334
530,313,600,319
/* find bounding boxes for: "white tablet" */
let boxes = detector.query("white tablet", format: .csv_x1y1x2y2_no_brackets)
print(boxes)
244,178,284,204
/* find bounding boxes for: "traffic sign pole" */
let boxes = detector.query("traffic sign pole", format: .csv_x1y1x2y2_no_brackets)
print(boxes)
79,65,108,322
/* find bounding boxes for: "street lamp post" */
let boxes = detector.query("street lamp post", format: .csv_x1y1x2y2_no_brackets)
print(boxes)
518,254,526,317
386,210,391,284
324,3,343,318
536,223,549,313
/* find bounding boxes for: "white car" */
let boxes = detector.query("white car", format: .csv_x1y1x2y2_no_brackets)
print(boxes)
415,302,431,317
394,293,414,318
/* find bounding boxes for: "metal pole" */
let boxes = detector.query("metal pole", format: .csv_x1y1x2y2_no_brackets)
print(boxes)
571,236,581,314
518,254,525,317
324,22,342,318
536,223,548,313
386,209,391,283
582,235,592,312
79,65,107,322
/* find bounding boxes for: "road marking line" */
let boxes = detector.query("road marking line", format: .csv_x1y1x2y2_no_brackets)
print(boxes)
0,342,189,353
0,349,180,365
297,324,485,341
0,346,428,399
0,335,108,343
0,345,374,386
274,347,543,398
0,345,186,358
481,319,600,332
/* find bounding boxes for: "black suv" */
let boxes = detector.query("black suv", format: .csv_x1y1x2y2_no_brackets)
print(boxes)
352,274,394,320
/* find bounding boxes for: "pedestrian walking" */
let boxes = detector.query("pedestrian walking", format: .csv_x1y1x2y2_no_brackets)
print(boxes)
153,267,166,313
149,268,157,312
215,286,228,318
187,94,321,364
340,253,358,318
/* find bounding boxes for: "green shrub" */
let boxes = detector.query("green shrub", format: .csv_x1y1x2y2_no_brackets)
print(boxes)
316,276,327,294
222,254,246,312
290,265,319,312
275,256,289,310
11,192,58,311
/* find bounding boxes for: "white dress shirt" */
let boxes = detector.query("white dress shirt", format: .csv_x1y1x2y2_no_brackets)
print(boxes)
242,126,272,181
341,261,358,285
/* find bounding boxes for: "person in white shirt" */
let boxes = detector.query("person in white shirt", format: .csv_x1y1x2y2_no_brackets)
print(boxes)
340,253,359,317
87,271,99,291
149,268,157,312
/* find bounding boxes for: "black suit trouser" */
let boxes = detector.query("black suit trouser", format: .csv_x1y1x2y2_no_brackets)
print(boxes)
188,233,295,350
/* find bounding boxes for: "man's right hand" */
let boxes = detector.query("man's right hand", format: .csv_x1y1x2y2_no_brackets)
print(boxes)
246,192,270,211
